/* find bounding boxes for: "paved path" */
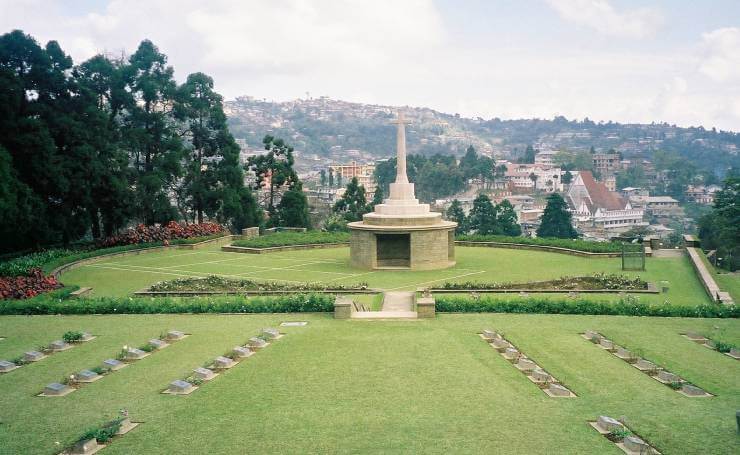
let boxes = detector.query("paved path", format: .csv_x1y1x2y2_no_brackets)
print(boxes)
382,292,415,311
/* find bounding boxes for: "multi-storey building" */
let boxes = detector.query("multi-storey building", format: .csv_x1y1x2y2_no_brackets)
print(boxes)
504,162,563,193
534,150,558,166
685,185,721,205
592,152,621,177
328,161,377,196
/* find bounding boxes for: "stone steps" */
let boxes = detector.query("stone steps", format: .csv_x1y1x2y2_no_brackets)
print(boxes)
351,311,418,320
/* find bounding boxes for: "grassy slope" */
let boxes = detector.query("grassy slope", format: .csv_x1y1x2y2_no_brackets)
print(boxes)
58,245,714,307
0,313,737,454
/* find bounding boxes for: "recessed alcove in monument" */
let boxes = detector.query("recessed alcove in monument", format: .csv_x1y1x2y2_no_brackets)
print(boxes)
376,234,410,267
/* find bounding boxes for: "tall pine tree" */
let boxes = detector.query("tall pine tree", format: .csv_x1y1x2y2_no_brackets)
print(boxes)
537,193,577,238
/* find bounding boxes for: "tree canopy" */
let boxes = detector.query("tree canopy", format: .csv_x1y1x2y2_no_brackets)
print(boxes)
536,193,578,239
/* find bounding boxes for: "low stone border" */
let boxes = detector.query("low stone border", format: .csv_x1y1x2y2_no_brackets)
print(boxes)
479,329,576,398
171,235,239,250
588,416,661,454
685,247,734,305
163,328,283,396
430,283,658,295
221,242,348,254
134,288,381,297
2,332,95,375
455,241,644,258
582,331,713,397
681,332,739,360
38,331,188,396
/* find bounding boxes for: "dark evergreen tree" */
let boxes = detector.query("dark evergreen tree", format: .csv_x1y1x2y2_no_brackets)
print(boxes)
446,199,467,235
522,144,536,163
537,193,578,239
369,185,384,210
468,194,498,235
333,177,368,222
496,200,522,236
246,135,299,217
562,169,573,185
459,145,479,181
698,177,739,271
275,185,310,228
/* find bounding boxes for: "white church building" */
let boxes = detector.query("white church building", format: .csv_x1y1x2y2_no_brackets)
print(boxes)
566,171,645,230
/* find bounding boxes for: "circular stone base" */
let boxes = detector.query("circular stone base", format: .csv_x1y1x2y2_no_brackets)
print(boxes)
348,220,456,271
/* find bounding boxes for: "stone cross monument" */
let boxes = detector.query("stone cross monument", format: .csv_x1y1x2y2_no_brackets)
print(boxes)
347,111,456,270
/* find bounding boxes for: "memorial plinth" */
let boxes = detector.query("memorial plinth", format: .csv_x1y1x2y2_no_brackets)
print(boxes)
348,112,456,270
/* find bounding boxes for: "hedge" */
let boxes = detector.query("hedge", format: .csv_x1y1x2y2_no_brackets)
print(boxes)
456,234,624,253
0,293,334,315
232,231,350,248
436,296,739,318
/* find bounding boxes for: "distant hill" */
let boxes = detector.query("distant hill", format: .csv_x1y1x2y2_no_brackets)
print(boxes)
225,96,740,176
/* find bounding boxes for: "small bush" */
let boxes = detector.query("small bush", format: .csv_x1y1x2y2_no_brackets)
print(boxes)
232,231,349,248
63,331,84,343
456,234,624,253
713,340,736,353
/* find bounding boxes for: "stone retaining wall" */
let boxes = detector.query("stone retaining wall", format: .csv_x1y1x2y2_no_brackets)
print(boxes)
221,242,348,254
685,246,734,305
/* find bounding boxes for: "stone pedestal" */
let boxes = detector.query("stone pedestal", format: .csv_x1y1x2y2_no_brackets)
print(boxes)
415,296,436,318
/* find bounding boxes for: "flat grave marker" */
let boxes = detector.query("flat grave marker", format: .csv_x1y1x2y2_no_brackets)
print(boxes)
148,339,168,350
103,359,126,371
166,330,186,341
0,360,18,373
212,356,235,369
232,346,252,358
193,367,216,381
24,351,46,362
74,369,101,383
50,340,72,352
280,321,308,327
165,379,196,395
248,337,268,349
40,382,74,397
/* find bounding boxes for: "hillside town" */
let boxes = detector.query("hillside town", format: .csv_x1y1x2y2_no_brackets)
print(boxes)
227,98,732,244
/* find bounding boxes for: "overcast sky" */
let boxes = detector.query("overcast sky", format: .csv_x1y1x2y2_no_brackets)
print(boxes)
3,0,740,130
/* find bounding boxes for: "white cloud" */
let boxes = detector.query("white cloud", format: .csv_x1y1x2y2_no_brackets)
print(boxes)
698,27,740,82
545,0,663,39
1,1,739,131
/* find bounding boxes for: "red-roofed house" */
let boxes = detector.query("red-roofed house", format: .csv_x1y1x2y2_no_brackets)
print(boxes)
567,171,645,230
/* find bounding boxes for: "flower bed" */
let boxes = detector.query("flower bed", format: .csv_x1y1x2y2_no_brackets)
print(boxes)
97,221,226,248
0,250,74,277
231,231,350,248
456,234,624,253
437,274,647,291
0,268,62,299
147,276,368,293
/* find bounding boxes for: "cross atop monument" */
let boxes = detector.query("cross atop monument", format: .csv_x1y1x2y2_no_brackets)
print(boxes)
391,111,412,185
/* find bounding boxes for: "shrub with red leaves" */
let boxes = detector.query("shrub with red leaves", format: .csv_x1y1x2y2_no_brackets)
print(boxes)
96,222,226,248
0,268,62,300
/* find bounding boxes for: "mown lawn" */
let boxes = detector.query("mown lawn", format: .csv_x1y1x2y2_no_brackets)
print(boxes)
0,313,737,454
58,245,717,307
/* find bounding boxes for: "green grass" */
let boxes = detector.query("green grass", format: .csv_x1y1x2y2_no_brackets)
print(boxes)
0,313,737,454
57,244,719,308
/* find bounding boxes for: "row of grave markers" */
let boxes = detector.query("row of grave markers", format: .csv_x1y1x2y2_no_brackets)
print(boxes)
480,329,576,397
0,332,96,374
589,415,661,454
682,331,740,360
583,330,713,397
165,328,283,395
40,330,188,397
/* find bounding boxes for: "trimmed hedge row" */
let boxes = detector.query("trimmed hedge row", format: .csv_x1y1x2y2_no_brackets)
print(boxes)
456,234,624,253
436,296,740,318
233,231,350,248
0,293,334,315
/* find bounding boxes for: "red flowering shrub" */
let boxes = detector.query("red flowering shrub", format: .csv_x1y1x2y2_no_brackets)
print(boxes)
0,268,61,300
97,222,226,248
